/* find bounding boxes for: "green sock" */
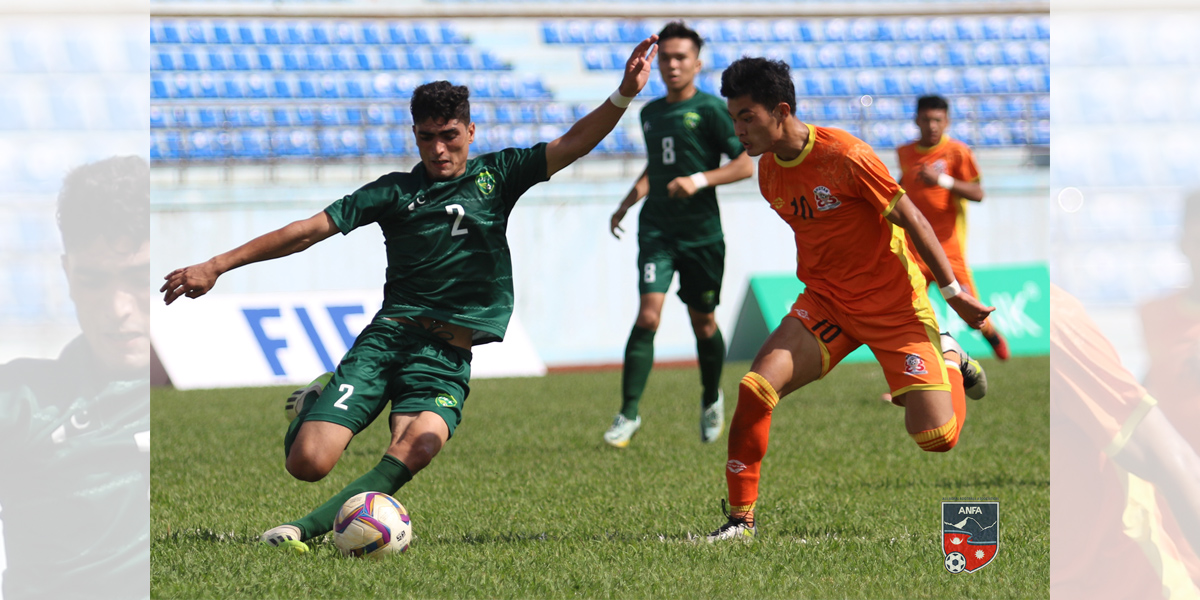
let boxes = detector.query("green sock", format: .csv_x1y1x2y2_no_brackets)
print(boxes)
620,325,656,419
289,454,413,540
697,327,725,408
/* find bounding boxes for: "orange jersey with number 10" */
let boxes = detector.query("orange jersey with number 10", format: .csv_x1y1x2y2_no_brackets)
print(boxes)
758,124,922,315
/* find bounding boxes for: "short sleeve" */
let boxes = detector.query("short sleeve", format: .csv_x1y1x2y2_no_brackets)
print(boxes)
953,144,981,183
324,174,403,235
848,143,904,214
488,143,549,208
706,101,745,160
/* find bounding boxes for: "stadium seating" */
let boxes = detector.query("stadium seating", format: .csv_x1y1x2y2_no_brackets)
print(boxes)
151,14,1049,163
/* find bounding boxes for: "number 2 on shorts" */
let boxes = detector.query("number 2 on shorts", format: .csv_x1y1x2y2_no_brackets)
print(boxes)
334,384,354,410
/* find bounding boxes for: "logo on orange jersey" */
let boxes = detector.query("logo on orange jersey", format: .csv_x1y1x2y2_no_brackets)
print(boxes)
904,353,928,376
932,159,948,174
771,197,785,210
726,459,747,474
794,308,810,321
813,186,841,211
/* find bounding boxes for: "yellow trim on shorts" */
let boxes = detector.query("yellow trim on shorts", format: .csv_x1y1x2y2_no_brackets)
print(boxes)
892,382,953,397
1105,394,1158,458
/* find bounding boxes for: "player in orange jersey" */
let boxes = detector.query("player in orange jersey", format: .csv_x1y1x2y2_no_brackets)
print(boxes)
897,95,1009,360
707,57,994,541
1053,285,1200,598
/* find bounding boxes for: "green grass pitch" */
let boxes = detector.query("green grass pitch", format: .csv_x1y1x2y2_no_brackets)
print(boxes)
151,356,1048,599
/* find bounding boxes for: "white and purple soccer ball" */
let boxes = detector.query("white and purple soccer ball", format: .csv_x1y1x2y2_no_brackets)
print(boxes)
333,491,412,558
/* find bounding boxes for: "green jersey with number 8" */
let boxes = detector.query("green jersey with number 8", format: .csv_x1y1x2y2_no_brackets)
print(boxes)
639,91,744,247
324,144,548,345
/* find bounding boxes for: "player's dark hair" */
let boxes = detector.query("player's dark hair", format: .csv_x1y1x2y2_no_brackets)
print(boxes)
917,95,950,113
720,57,796,116
57,155,149,252
410,80,471,125
657,21,703,54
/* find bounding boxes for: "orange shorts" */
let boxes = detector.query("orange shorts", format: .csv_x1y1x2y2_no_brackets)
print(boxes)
787,289,949,396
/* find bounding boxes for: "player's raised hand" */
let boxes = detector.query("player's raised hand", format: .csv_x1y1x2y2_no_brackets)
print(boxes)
160,261,220,305
610,207,629,239
946,292,996,330
618,35,659,98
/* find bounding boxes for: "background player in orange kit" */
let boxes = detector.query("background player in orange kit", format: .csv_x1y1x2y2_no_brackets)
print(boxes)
897,95,1009,360
1053,285,1200,599
706,58,994,541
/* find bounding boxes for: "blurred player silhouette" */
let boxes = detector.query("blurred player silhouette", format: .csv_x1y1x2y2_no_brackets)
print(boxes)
708,58,993,541
897,95,1009,360
161,37,660,553
0,156,150,599
604,21,753,448
1052,285,1200,598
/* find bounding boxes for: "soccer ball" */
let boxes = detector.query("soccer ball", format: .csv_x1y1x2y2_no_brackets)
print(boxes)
333,492,412,558
945,551,967,573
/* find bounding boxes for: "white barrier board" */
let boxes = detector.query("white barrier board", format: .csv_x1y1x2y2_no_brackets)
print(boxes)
152,289,545,390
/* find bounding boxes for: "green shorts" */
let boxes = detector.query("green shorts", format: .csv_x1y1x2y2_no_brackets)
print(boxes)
637,236,725,313
296,317,472,442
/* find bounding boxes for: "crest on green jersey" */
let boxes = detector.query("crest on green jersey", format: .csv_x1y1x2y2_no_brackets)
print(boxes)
683,112,701,130
475,170,496,195
435,393,458,408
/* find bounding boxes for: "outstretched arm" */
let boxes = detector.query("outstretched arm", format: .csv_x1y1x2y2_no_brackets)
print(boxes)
545,35,658,178
666,152,754,199
160,211,340,304
886,195,994,328
611,166,649,239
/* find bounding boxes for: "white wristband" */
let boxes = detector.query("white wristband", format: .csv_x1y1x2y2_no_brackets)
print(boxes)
937,173,955,189
940,281,963,300
608,89,634,109
688,172,710,189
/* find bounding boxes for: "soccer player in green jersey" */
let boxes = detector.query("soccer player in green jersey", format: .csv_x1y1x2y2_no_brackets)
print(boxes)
0,156,150,599
160,36,660,552
604,22,753,448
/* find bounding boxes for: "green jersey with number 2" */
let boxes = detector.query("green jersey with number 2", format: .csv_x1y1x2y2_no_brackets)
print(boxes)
639,91,744,247
324,144,548,345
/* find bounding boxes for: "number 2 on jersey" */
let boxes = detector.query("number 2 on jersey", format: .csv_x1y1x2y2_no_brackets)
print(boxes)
445,204,469,236
334,384,354,410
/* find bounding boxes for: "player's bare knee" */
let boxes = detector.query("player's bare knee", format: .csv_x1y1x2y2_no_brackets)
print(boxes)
285,445,336,482
690,312,717,338
635,310,660,331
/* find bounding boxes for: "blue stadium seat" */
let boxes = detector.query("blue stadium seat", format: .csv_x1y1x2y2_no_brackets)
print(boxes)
343,78,365,98
1034,119,1049,144
843,44,867,69
179,50,200,71
1032,95,1049,118
1029,41,1048,65
331,48,354,70
1004,95,1028,119
815,44,842,69
822,99,848,121
305,49,327,70
945,43,970,67
881,70,905,95
211,21,232,44
868,122,897,148
875,19,900,42
1013,66,1039,93
743,20,768,43
392,105,413,125
293,107,315,127
295,77,316,98
187,131,216,160
206,51,227,71
562,21,586,44
243,107,267,127
150,106,165,128
318,76,339,99
1007,16,1033,40
796,21,818,43
468,74,493,98
517,102,538,124
954,17,982,41
906,70,931,95
951,121,977,146
582,47,606,71
867,43,890,68
494,76,517,99
823,19,847,42
361,23,383,45
493,103,515,124
220,76,244,98
257,50,278,71
978,96,1003,119
160,22,181,44
440,22,466,44
588,21,615,44
169,106,189,128
170,75,194,98
974,42,999,66
988,67,1014,93
388,129,410,155
618,21,651,43
318,130,341,158
431,47,454,70
364,105,387,125
363,129,387,156
717,21,741,43
979,120,1009,146
855,70,880,96
407,47,432,70
982,17,1006,41
333,22,357,45
917,44,942,67
261,22,282,45
354,49,373,70
284,23,306,45
1034,17,1049,40
899,18,924,42
646,78,666,98
848,18,876,42
235,22,256,45
541,22,561,44
309,23,332,45
235,130,269,160
275,78,295,99
540,102,568,124
962,68,986,94
246,74,269,98
230,49,252,71
410,22,434,45
197,107,220,127
1007,120,1029,145
1001,42,1027,65
378,50,402,71
933,68,958,94
316,106,338,126
872,97,901,119
926,17,951,42
185,21,206,44
156,51,175,71
891,45,914,68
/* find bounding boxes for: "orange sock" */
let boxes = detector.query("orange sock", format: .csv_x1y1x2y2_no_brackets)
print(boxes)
912,366,967,452
726,372,779,515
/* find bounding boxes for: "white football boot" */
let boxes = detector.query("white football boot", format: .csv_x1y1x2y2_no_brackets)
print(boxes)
603,414,642,448
700,389,725,443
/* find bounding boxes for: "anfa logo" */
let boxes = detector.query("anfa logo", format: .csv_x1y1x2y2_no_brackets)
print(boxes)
726,459,747,474
683,111,701,130
435,393,458,408
904,353,927,376
813,186,841,211
942,501,999,573
475,170,496,195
